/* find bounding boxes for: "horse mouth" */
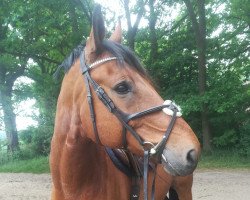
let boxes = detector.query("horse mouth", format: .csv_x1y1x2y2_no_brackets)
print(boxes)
161,151,198,176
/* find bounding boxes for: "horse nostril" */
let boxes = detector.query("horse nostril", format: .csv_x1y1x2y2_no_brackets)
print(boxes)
186,149,197,165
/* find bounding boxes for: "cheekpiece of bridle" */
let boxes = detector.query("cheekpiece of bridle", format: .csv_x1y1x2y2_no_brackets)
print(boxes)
80,50,182,200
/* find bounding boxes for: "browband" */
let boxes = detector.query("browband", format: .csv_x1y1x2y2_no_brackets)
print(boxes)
82,56,118,74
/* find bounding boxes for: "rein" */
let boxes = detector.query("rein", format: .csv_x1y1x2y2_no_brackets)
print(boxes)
80,51,181,200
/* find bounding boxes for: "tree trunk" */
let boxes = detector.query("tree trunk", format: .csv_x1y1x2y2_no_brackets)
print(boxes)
123,0,145,50
0,90,19,152
148,0,158,60
127,30,136,50
184,0,211,151
201,104,211,151
0,62,25,152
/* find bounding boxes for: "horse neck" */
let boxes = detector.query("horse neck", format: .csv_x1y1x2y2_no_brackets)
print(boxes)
54,112,130,199
62,135,108,184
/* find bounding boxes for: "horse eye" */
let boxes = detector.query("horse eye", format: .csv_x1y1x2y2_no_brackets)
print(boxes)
113,82,131,95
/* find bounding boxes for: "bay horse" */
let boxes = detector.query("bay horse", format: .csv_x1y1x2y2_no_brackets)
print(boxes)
50,5,200,200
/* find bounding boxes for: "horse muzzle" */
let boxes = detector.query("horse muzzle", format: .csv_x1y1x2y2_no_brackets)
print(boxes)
161,148,199,176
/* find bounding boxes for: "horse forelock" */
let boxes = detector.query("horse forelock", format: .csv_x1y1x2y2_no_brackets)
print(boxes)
56,40,150,81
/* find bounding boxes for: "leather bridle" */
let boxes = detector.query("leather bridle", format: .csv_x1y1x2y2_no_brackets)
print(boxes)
80,50,181,200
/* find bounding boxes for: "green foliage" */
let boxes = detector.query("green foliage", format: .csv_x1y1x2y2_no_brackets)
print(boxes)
135,0,250,154
1,0,93,156
213,130,238,147
206,62,250,153
20,126,52,156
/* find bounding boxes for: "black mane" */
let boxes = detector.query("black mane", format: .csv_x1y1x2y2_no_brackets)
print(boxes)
54,41,85,78
56,40,148,78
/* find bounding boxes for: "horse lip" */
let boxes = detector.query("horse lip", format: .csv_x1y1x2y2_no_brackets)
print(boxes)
161,154,197,176
161,154,181,176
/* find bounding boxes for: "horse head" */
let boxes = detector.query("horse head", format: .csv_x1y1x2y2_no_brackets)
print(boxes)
75,6,200,177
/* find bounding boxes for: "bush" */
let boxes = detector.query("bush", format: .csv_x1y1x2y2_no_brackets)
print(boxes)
0,148,32,164
19,125,53,157
213,130,238,148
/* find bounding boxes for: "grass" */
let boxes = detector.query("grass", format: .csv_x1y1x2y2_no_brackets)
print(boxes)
0,150,249,174
0,156,50,173
198,150,250,169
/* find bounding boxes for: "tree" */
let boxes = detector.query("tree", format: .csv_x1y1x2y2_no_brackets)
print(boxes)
148,0,158,61
183,0,211,151
0,0,93,154
0,56,26,152
0,0,28,152
204,0,250,153
121,0,146,50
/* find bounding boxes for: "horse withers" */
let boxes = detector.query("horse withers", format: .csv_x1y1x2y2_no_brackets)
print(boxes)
50,5,200,200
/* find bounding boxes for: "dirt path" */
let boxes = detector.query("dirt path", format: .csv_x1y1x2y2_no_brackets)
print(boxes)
0,170,249,200
0,173,51,200
192,169,250,200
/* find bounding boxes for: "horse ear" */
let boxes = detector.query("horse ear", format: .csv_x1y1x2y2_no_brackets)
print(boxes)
109,19,122,43
85,5,105,62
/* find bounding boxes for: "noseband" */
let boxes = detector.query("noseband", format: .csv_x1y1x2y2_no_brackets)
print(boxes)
80,51,181,200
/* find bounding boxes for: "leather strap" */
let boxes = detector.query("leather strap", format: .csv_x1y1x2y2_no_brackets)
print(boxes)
80,53,101,144
150,109,177,161
143,150,150,200
124,105,169,122
151,164,157,200
127,152,142,200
